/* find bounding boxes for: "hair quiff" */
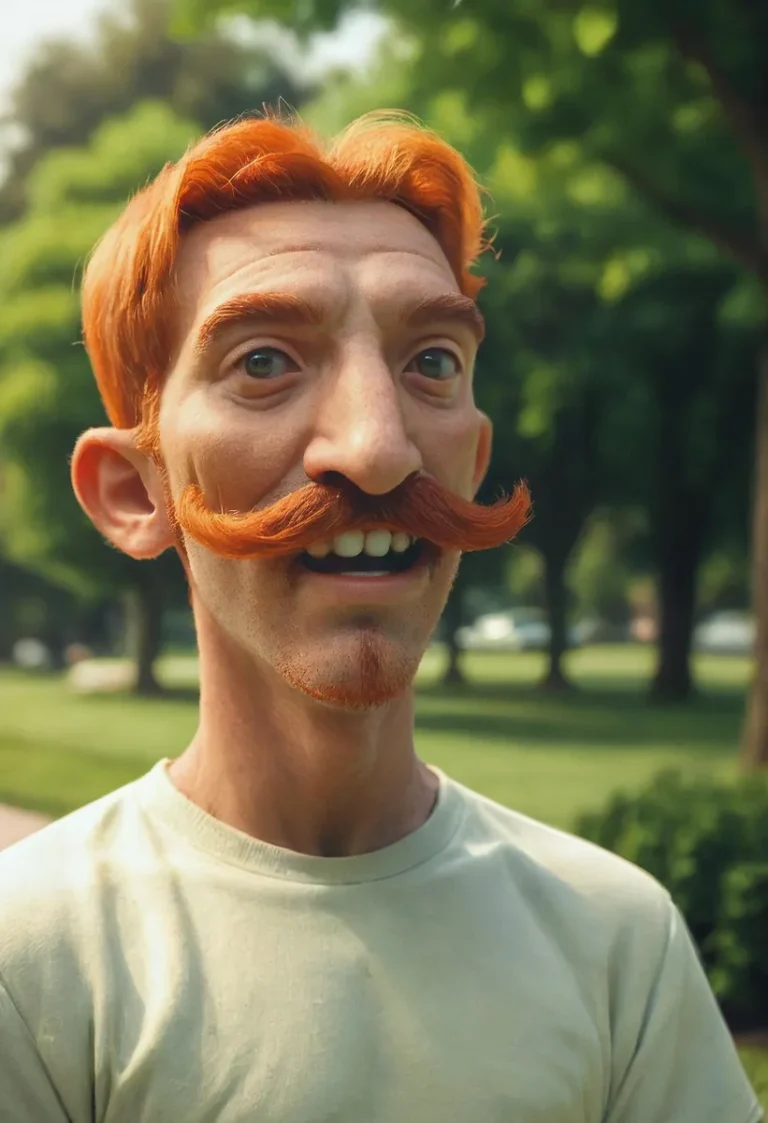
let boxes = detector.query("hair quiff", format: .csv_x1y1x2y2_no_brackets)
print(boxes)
81,110,490,445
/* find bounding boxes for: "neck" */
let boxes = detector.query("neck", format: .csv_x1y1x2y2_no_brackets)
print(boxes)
168,616,437,858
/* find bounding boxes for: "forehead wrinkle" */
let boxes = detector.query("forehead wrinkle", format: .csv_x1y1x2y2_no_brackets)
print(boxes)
181,230,451,297
258,244,450,267
175,203,457,326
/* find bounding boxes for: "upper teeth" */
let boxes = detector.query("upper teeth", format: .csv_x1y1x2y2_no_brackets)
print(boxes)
306,530,413,559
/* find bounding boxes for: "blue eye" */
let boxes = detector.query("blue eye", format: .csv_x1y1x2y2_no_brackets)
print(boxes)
242,347,294,379
410,348,461,380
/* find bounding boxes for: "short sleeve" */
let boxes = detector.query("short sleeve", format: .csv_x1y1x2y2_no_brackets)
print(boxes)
0,978,72,1123
606,898,764,1123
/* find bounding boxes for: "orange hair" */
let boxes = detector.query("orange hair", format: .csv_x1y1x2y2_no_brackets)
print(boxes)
81,111,489,447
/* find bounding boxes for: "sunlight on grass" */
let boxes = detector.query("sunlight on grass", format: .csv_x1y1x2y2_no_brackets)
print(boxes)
0,644,752,828
738,1047,768,1114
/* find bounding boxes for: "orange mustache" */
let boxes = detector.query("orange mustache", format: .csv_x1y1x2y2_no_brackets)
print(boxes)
174,474,532,561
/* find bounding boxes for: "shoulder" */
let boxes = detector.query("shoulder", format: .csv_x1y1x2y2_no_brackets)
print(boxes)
0,777,148,979
0,778,141,882
446,774,672,947
0,783,152,1115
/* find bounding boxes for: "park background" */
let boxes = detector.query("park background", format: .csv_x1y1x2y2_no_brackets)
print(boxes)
0,0,766,1108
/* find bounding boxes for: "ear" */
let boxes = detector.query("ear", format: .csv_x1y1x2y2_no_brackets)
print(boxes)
71,427,175,560
472,410,493,497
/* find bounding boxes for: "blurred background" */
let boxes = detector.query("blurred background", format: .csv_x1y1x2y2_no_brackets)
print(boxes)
0,0,766,1098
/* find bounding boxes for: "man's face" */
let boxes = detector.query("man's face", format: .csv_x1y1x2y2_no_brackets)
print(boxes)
158,199,491,707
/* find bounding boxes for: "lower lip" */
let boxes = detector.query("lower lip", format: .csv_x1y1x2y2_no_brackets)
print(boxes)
296,563,431,604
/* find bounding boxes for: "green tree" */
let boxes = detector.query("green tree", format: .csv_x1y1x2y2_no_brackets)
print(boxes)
0,104,198,692
0,557,94,666
0,0,308,223
229,9,756,697
477,224,602,691
0,0,310,690
570,514,635,631
604,266,756,698
179,0,768,755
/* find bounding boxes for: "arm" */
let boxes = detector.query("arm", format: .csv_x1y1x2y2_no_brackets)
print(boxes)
0,979,73,1123
606,897,763,1123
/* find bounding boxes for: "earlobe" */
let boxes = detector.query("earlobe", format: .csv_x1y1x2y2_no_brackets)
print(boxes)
71,427,175,560
472,411,493,496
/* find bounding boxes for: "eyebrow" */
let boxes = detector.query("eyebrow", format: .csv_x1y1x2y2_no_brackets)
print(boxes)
407,294,486,343
193,289,486,355
194,292,325,354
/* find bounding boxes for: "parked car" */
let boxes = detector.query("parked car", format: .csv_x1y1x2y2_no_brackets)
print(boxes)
693,611,755,655
456,608,586,652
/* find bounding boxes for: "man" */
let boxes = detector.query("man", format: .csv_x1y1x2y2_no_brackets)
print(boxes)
0,112,762,1123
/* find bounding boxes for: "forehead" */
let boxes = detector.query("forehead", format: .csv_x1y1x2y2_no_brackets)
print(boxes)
174,199,460,322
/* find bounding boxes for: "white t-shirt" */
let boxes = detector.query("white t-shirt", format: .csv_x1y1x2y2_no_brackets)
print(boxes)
0,760,762,1123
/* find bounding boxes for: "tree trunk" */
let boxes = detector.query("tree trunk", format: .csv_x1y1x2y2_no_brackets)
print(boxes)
651,512,703,703
541,548,573,691
647,342,712,705
529,398,598,694
440,573,466,687
124,585,163,695
741,337,768,768
443,631,465,685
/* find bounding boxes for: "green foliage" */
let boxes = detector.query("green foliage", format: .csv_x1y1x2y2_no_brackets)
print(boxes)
0,103,194,596
253,0,760,694
0,0,316,626
577,770,768,1028
183,0,766,286
570,513,634,624
0,0,309,222
173,0,342,36
698,550,751,614
26,102,199,213
0,210,117,292
304,35,418,136
505,545,544,608
710,864,768,1025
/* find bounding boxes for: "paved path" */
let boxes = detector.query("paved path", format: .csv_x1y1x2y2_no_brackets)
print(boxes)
0,804,52,851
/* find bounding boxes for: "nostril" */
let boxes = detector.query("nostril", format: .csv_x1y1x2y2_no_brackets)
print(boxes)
316,470,351,490
304,436,423,498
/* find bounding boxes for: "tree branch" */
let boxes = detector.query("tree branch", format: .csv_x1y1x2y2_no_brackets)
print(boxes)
606,153,768,284
670,22,768,199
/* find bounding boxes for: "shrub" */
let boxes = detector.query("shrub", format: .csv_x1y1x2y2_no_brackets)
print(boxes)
575,770,768,1031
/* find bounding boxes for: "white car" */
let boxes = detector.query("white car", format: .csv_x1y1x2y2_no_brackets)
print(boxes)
693,612,755,655
456,609,584,652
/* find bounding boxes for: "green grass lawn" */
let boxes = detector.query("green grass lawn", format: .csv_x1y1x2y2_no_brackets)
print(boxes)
0,643,753,823
1,642,765,1109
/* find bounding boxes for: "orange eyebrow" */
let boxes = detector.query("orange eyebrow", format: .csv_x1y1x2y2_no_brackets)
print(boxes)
194,292,326,353
407,294,485,343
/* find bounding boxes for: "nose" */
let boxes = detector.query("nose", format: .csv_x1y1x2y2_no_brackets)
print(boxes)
303,347,423,495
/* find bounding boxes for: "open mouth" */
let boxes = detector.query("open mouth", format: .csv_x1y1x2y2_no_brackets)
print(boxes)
298,530,428,576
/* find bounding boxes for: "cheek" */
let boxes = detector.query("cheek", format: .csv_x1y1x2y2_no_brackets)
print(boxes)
417,405,483,498
187,545,284,650
158,384,314,505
